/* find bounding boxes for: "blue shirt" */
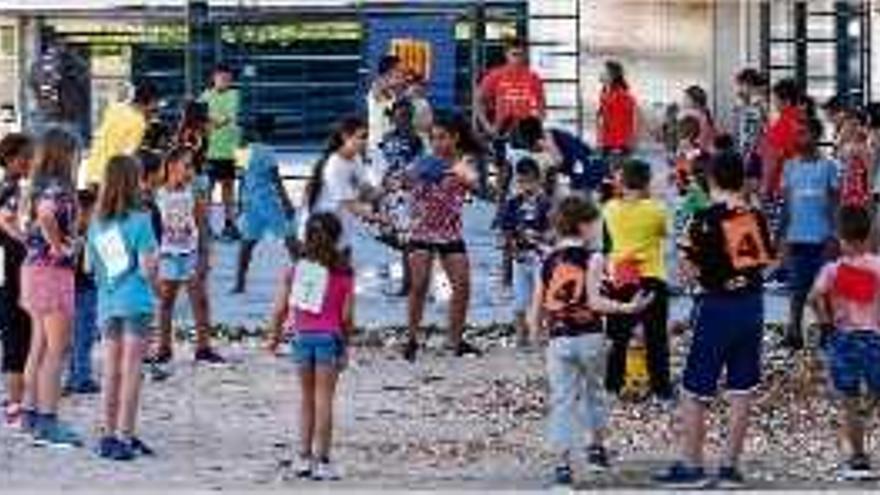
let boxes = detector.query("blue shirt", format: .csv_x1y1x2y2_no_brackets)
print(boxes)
86,210,157,323
500,192,551,256
783,157,840,243
241,143,285,214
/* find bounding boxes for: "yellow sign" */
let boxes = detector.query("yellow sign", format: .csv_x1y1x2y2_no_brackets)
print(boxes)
390,38,432,81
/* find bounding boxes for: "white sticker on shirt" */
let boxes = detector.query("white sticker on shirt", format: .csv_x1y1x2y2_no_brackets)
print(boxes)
290,260,330,314
0,245,5,287
95,227,130,280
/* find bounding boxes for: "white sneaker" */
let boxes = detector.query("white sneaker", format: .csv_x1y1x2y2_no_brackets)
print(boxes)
313,460,341,481
292,455,313,479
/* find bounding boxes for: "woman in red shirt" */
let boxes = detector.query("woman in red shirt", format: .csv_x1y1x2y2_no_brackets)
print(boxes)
597,60,637,155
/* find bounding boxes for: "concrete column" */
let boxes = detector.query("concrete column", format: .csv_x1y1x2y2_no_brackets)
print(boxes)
711,0,745,133
15,15,40,129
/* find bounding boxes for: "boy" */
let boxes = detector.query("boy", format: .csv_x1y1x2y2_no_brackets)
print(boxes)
501,157,551,347
808,206,880,480
64,189,99,395
655,151,774,488
201,63,241,240
781,119,839,350
731,68,768,159
603,159,673,400
529,196,648,485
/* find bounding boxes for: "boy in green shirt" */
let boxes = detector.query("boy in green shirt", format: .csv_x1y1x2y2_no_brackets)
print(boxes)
201,64,241,240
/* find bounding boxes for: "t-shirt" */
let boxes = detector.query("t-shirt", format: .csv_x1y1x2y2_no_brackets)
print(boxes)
379,129,424,172
305,153,366,245
0,175,22,218
500,192,551,257
479,65,545,130
540,242,601,336
201,88,240,161
813,254,880,332
783,157,839,243
732,101,767,155
285,263,354,335
603,198,667,280
762,105,805,196
0,174,24,290
84,103,147,185
86,210,157,323
598,87,636,150
367,87,395,151
679,202,773,293
155,184,198,255
408,169,469,244
241,143,284,213
24,178,77,268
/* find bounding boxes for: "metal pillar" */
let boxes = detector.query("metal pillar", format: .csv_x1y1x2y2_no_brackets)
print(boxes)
793,1,808,91
835,1,853,105
185,0,209,97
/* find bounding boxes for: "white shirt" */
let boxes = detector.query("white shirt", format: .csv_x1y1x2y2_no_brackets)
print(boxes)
301,153,366,246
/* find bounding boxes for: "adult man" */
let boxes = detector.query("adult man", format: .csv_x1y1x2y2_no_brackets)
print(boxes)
476,38,545,199
84,81,158,188
201,63,241,240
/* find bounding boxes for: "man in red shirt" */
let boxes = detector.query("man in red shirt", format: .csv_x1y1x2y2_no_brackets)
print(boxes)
761,79,805,200
476,38,546,201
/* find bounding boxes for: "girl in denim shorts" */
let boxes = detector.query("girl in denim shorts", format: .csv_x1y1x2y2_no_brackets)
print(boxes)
267,211,354,481
87,155,159,461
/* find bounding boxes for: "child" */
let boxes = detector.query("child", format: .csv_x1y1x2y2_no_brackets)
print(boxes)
0,132,34,428
681,85,716,152
87,155,159,461
808,206,880,479
267,212,354,481
529,195,649,485
64,189,100,395
732,68,768,159
656,151,773,488
153,147,223,364
603,159,674,400
781,119,839,350
500,157,551,347
837,108,874,209
233,115,298,294
402,113,482,362
20,127,82,447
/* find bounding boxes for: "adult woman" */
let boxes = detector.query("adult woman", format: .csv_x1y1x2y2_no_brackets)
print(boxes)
597,60,637,156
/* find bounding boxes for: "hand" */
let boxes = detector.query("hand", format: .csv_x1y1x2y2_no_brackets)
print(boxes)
627,291,654,314
265,336,281,356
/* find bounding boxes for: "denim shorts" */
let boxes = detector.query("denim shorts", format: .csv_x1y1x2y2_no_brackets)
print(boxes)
159,253,197,282
291,332,345,371
786,243,826,295
828,331,880,398
103,313,154,340
683,291,764,400
513,256,539,313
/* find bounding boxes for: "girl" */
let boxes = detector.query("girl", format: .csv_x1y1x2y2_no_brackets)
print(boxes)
303,116,385,259
87,155,159,461
0,133,34,429
153,147,223,364
267,212,354,481
20,127,81,447
681,85,716,152
837,108,874,209
597,60,637,156
403,113,482,362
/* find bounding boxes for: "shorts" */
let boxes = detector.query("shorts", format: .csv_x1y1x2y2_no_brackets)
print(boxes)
513,256,539,313
409,240,467,256
0,289,32,373
786,242,827,295
828,330,880,398
103,313,154,340
240,209,296,242
207,159,237,182
291,332,345,371
20,265,75,318
159,253,197,282
682,291,764,400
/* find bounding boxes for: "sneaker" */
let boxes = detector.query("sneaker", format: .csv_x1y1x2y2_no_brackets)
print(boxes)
145,348,173,365
64,380,101,395
97,436,135,461
3,402,23,430
129,436,156,457
21,408,38,434
653,462,709,488
147,362,172,382
840,454,875,481
221,224,241,242
402,338,419,363
716,465,746,488
553,464,573,485
586,445,610,472
34,417,83,449
454,340,483,358
292,454,314,479
194,347,226,364
313,459,341,481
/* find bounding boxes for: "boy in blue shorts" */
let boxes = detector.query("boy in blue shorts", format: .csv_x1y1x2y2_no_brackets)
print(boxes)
656,151,774,488
500,157,551,347
808,206,880,480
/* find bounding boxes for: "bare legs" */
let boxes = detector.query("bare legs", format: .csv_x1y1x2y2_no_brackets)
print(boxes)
298,367,339,461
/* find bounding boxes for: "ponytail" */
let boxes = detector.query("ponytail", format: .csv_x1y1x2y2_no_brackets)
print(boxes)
305,116,365,210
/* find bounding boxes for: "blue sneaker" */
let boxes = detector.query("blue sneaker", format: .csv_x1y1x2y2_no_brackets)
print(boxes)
97,435,135,461
33,417,83,448
654,462,708,488
21,408,38,433
716,465,746,488
553,464,573,486
129,436,156,457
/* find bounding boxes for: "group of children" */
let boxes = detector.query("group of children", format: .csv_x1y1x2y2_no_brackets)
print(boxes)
4,57,880,489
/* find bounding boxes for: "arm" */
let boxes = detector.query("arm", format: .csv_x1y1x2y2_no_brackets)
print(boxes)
341,286,355,345
194,196,211,271
0,209,22,241
36,200,69,257
586,253,646,314
475,74,496,136
266,270,293,353
451,156,479,188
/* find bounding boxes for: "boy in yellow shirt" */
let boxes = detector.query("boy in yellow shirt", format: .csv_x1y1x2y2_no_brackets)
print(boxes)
603,159,673,400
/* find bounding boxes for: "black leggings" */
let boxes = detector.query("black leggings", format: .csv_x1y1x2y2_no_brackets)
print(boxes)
1,290,31,374
605,278,672,397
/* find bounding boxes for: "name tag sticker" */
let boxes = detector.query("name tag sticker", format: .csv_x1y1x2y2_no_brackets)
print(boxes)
95,227,130,279
290,260,330,313
0,245,5,287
